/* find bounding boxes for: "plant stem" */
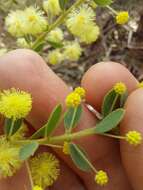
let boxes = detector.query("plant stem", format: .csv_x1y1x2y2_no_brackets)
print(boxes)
39,127,97,144
110,94,119,112
102,133,125,140
25,160,34,189
9,119,15,137
67,107,77,133
106,5,117,15
14,126,125,146
32,0,85,50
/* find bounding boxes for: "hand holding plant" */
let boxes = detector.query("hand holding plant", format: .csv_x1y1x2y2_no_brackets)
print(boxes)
0,49,143,190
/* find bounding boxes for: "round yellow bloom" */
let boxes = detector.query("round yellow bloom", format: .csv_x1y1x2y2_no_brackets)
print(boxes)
126,131,142,146
0,88,32,119
23,7,47,35
113,82,127,95
5,10,25,37
95,170,108,186
43,0,61,16
80,24,100,44
47,49,63,65
17,38,30,48
5,7,47,37
30,152,60,188
74,87,86,99
116,11,129,25
137,82,143,88
63,142,70,155
65,92,81,108
63,41,82,61
47,28,64,43
66,5,96,37
33,186,43,190
0,137,21,178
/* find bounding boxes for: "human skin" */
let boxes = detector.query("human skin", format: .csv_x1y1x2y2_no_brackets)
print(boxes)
0,49,143,190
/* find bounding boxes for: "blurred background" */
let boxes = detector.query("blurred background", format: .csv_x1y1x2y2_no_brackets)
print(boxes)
0,0,143,87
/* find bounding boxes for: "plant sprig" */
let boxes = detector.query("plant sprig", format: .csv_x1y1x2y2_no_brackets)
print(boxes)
0,82,142,189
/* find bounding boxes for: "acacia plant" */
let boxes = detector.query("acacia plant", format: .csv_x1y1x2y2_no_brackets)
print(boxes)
0,1,139,190
3,0,130,64
0,82,143,190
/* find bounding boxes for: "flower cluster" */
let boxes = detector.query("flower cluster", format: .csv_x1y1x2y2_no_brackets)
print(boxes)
66,4,100,44
0,137,22,178
47,28,64,43
65,87,85,108
47,49,63,65
5,7,47,37
126,131,142,146
0,88,32,120
116,11,129,25
63,41,82,61
113,82,127,95
47,41,82,65
95,170,108,186
30,152,60,188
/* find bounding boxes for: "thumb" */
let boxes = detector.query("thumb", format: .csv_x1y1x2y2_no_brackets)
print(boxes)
120,89,143,190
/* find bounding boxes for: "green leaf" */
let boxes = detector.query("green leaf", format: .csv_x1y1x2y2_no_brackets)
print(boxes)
69,143,91,172
101,89,118,117
4,118,12,135
30,126,45,139
47,40,63,48
4,118,23,135
19,141,39,160
64,105,82,131
59,0,69,10
120,91,128,107
31,104,62,139
45,104,62,136
11,119,23,135
95,108,125,134
34,42,45,52
93,0,112,6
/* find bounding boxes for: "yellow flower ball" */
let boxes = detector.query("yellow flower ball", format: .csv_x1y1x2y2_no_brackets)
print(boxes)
126,131,142,146
113,82,127,95
32,186,43,190
0,88,32,120
17,38,30,48
23,7,47,35
63,142,70,155
43,0,61,16
74,87,86,99
0,137,21,178
47,50,63,65
95,170,108,186
80,24,100,44
30,152,60,188
66,4,96,37
116,11,129,25
47,28,64,43
5,10,25,37
63,41,82,61
137,82,143,89
65,92,81,108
